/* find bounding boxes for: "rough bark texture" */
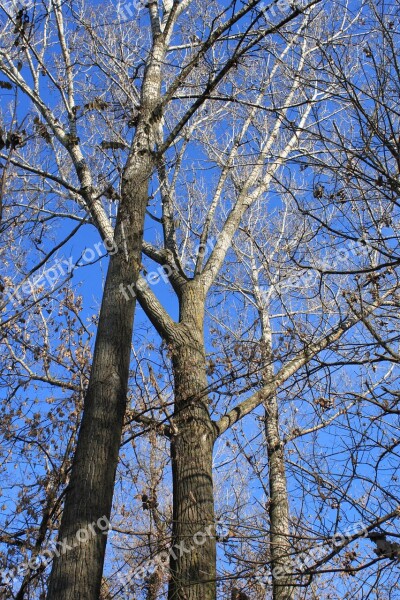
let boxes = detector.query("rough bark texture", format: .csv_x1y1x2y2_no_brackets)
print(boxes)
265,394,294,600
45,178,148,600
259,311,294,600
168,284,216,600
46,34,165,600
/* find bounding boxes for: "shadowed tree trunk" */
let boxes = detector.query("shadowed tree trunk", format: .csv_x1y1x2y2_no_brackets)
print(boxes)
168,283,216,600
45,201,146,600
136,278,217,599
46,33,166,600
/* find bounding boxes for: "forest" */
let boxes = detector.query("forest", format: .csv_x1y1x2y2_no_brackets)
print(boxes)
0,0,400,598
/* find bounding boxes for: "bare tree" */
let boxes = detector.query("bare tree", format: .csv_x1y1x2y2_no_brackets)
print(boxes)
128,5,398,599
0,0,324,598
2,1,400,600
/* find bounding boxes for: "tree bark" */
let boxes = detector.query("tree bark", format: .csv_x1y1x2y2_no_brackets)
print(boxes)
259,313,294,600
264,392,294,600
45,179,148,600
249,256,294,600
168,284,216,600
46,32,165,599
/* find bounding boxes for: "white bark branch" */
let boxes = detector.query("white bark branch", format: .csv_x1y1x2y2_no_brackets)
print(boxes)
213,293,392,436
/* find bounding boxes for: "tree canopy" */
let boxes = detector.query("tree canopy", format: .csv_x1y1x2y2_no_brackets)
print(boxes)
1,1,400,599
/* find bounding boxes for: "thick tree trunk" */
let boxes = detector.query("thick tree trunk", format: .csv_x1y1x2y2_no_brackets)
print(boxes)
46,30,165,599
46,187,147,600
168,285,216,600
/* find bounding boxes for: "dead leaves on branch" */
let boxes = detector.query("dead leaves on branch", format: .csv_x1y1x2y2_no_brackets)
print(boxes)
0,128,26,151
33,117,51,144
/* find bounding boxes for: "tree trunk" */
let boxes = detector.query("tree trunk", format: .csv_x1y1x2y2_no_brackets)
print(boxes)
259,315,294,600
265,392,294,600
250,260,294,600
168,284,216,600
45,187,147,600
46,31,165,599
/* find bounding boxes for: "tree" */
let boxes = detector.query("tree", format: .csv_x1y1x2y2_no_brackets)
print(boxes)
126,2,399,598
0,1,323,598
2,1,400,599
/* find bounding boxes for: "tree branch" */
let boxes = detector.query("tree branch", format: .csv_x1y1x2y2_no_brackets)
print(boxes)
213,294,391,436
